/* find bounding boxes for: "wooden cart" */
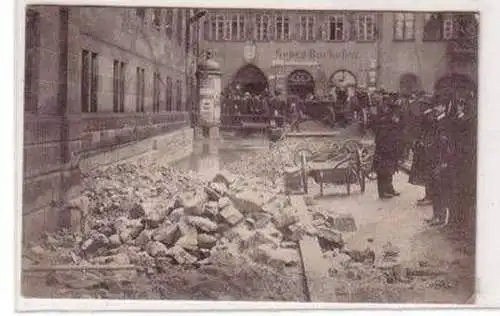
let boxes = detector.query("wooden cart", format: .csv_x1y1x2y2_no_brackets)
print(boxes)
292,140,367,196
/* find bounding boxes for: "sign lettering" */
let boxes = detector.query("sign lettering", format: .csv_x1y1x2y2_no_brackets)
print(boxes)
275,48,360,60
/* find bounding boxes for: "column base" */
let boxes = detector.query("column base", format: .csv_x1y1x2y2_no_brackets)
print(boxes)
195,126,220,140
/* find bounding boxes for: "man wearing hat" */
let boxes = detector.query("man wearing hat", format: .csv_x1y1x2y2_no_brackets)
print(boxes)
372,94,404,199
425,99,453,226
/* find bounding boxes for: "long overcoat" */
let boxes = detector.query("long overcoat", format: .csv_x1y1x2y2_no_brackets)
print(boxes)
372,110,404,174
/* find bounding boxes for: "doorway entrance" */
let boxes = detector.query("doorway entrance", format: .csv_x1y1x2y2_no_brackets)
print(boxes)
231,64,269,95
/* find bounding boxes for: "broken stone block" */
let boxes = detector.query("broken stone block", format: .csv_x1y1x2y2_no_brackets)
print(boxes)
181,191,207,216
108,234,121,247
81,233,109,254
176,228,198,252
153,224,179,247
272,209,299,229
135,229,154,249
127,219,145,239
252,244,299,269
230,190,275,215
218,197,232,210
210,182,228,197
198,233,217,249
203,201,219,219
186,216,218,233
166,245,198,265
212,170,238,187
332,214,357,232
146,241,168,258
317,227,344,250
141,202,167,229
280,241,298,249
129,202,146,219
220,205,244,226
169,208,185,223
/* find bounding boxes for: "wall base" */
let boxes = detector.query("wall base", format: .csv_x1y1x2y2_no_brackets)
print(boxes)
21,127,194,244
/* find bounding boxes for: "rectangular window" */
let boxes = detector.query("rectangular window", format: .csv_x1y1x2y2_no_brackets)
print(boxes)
136,67,145,112
176,9,184,46
203,16,210,40
357,13,376,41
423,13,443,41
255,14,270,41
153,72,160,113
230,14,245,40
136,8,145,20
325,15,345,41
91,52,98,112
152,8,161,30
175,80,182,111
393,12,415,40
216,14,225,40
275,14,290,41
299,16,316,41
165,9,173,39
112,60,125,112
166,76,173,111
81,50,98,113
24,9,39,113
443,13,455,40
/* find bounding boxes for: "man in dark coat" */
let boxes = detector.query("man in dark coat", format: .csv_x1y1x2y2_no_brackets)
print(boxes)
409,95,435,206
425,101,453,226
448,98,475,227
372,95,404,199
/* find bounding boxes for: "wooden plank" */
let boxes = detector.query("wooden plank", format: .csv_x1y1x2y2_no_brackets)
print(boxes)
290,195,338,302
22,264,137,272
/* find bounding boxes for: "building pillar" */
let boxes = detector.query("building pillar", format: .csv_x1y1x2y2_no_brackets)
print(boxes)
196,58,222,140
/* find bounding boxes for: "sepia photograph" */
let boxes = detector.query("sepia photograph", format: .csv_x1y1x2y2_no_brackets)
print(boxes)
18,2,478,307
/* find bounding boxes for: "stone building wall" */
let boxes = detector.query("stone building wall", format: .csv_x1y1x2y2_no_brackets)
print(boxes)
22,6,196,242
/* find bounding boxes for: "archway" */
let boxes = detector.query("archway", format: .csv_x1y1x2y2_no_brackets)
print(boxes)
287,70,315,99
434,73,477,103
231,64,269,95
328,70,357,89
399,73,421,95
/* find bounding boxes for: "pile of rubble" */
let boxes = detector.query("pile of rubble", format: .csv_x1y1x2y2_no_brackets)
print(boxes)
224,138,341,183
24,164,320,276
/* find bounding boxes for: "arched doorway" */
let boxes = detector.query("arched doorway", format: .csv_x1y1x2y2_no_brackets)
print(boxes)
399,73,421,95
231,64,269,95
434,73,476,100
287,70,315,99
328,70,357,101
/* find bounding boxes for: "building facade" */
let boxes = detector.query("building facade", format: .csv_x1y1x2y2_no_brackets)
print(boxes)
23,6,200,241
198,10,478,99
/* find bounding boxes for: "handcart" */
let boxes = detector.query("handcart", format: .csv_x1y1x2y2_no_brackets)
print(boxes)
291,140,368,196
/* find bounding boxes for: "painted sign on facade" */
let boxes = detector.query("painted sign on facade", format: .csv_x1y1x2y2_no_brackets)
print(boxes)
276,48,360,61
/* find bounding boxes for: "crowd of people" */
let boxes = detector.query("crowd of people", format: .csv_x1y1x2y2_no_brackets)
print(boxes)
220,85,476,229
369,89,477,229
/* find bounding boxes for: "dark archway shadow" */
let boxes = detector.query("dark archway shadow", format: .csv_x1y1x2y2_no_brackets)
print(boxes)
287,69,315,99
399,73,422,95
230,63,269,95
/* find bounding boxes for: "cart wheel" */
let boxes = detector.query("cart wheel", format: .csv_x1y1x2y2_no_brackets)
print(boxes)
294,148,313,167
343,140,362,153
358,168,366,193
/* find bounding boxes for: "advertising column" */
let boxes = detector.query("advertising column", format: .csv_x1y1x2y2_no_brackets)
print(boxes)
197,58,222,139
